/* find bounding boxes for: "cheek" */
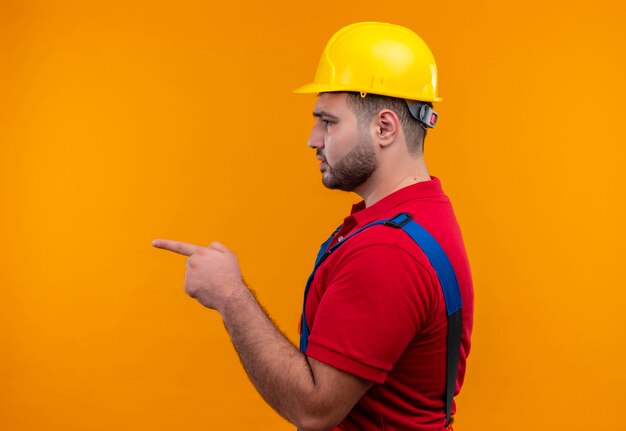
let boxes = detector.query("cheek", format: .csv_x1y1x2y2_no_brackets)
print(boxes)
324,138,339,165
324,130,348,164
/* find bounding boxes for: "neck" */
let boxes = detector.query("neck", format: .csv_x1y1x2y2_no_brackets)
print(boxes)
356,157,431,207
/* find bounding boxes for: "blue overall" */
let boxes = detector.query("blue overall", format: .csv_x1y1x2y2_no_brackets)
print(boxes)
299,212,463,428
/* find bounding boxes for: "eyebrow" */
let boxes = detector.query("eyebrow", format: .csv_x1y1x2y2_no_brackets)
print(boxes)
312,110,339,120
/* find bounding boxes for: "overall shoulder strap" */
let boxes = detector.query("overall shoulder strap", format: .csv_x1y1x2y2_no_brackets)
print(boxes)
385,213,462,315
385,212,462,429
299,225,341,352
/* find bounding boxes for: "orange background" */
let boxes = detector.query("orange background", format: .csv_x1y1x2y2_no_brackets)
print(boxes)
1,1,625,430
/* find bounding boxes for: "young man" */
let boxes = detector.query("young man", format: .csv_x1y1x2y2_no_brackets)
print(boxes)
153,22,473,431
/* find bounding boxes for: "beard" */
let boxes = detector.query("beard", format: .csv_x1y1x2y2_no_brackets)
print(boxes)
319,134,378,192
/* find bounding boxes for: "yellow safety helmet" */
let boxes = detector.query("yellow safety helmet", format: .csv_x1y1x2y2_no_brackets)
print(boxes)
294,22,441,103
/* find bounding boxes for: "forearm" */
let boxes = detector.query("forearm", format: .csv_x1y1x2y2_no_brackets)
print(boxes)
218,285,328,429
152,239,367,429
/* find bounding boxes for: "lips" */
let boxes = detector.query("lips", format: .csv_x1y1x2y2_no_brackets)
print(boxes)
316,151,328,171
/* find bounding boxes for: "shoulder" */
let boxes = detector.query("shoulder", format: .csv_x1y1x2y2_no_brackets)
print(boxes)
330,223,436,276
309,225,446,355
321,225,442,306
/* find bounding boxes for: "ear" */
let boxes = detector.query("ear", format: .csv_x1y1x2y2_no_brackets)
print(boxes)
372,109,400,148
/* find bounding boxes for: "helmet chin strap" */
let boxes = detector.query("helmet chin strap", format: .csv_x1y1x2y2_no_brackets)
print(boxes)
406,100,438,129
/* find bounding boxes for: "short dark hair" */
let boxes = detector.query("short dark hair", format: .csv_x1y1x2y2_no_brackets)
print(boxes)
344,92,431,154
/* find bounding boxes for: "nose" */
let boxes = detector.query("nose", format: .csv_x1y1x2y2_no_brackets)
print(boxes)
308,123,324,149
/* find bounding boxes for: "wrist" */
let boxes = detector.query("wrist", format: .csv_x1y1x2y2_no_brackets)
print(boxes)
218,281,253,317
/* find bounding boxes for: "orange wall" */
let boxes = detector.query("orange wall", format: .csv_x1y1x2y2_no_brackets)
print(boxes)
1,1,625,430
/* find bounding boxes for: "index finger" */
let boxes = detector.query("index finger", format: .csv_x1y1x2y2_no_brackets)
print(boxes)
152,239,203,256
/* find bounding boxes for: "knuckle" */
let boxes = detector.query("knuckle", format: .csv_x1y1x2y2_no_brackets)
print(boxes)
208,241,223,251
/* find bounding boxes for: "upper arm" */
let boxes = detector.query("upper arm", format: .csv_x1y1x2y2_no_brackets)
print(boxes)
306,242,435,382
297,242,436,430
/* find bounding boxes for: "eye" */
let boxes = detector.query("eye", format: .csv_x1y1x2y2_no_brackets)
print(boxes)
314,115,336,129
321,118,334,128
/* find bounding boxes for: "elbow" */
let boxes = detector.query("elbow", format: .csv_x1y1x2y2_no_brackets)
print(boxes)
295,417,338,431
293,408,343,431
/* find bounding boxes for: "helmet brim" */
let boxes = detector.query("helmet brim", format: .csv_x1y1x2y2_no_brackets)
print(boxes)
293,81,442,103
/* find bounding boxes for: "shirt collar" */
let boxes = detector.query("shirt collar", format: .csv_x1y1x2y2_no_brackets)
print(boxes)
346,177,444,228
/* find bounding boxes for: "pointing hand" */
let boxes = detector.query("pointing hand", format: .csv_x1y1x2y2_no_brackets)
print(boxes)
152,239,245,312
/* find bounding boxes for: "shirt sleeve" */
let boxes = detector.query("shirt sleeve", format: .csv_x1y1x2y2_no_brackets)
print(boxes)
305,242,438,383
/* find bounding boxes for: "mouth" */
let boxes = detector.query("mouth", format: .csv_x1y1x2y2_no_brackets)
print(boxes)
316,152,328,171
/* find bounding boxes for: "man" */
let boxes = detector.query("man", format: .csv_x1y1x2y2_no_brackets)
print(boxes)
153,22,473,431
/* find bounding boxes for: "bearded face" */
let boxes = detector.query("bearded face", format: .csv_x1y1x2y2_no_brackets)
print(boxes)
319,131,377,192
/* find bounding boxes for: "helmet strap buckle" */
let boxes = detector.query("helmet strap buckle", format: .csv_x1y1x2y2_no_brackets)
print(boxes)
406,100,438,129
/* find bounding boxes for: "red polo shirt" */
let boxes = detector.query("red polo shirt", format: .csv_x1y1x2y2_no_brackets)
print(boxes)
304,177,474,430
